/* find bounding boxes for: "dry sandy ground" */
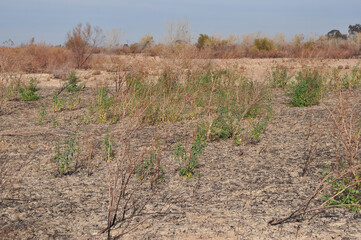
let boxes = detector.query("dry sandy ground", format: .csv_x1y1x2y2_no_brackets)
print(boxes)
19,57,361,88
1,58,361,239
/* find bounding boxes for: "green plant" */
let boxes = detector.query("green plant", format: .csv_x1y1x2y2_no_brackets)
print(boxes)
92,86,118,124
65,71,82,92
18,78,40,101
102,131,114,162
249,105,273,143
328,68,343,91
288,69,324,107
196,34,210,49
37,104,47,125
254,38,275,51
342,64,361,89
268,66,292,89
51,116,59,127
135,150,164,183
209,106,235,140
321,165,361,212
67,93,81,110
2,75,21,101
52,92,66,112
328,64,361,91
54,135,80,175
114,69,269,143
174,129,207,178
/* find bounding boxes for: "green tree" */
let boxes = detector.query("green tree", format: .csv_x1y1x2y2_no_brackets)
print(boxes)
196,34,210,49
327,29,347,40
348,24,361,37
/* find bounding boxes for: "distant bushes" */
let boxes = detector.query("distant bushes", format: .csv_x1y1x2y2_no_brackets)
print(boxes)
1,31,361,73
0,44,71,73
253,38,275,51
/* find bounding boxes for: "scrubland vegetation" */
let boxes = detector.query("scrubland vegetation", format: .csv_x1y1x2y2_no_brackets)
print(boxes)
1,23,361,74
1,22,361,239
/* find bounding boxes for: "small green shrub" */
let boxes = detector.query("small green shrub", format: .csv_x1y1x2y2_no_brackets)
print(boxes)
66,71,82,92
54,135,80,175
85,87,118,124
321,165,361,212
135,150,164,183
329,65,361,91
268,66,292,89
249,105,273,143
288,70,324,107
96,87,118,124
67,93,81,110
37,105,47,125
51,116,59,127
18,78,40,101
209,106,235,140
254,38,275,51
174,128,207,178
328,68,343,91
2,75,21,101
342,64,361,89
52,92,66,112
102,131,114,162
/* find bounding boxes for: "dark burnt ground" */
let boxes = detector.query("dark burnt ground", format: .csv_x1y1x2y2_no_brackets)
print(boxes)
1,87,361,240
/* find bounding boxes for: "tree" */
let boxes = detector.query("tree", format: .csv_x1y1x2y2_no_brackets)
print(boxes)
196,34,210,49
65,23,103,68
165,20,192,45
348,24,361,37
327,29,347,40
139,33,155,50
104,28,124,49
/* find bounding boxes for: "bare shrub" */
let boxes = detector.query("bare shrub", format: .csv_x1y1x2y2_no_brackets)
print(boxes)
104,28,124,50
65,22,104,68
165,20,192,46
97,130,170,239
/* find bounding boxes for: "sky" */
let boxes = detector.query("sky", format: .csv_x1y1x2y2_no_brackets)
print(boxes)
0,0,361,46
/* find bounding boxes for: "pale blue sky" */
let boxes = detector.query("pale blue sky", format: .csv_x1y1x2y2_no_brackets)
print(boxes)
0,0,360,45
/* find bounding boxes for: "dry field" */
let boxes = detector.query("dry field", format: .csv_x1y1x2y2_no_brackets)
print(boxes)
1,57,361,239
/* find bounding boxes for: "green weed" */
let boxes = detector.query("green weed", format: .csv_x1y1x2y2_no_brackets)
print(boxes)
67,93,81,110
321,165,361,212
92,87,118,124
54,134,80,176
174,128,207,178
65,71,82,92
102,131,114,162
268,66,292,89
51,116,59,127
342,64,361,89
37,104,47,125
288,69,324,107
18,78,40,101
52,92,66,112
135,150,165,183
249,105,273,143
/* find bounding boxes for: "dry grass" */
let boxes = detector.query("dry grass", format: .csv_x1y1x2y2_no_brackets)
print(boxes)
0,44,72,73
